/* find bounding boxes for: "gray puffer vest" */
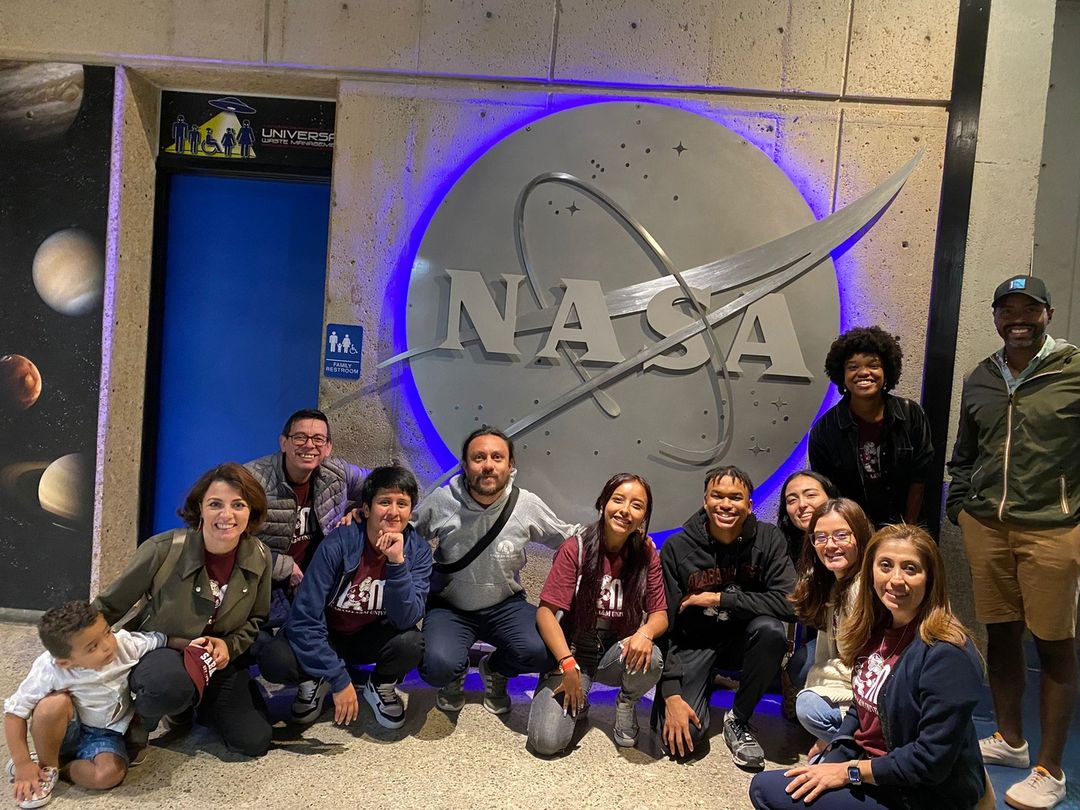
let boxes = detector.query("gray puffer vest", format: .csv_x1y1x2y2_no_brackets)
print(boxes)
244,453,367,581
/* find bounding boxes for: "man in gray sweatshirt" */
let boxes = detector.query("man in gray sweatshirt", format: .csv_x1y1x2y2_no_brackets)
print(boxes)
413,427,579,714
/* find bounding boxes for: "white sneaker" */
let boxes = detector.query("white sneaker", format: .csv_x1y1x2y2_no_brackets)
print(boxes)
363,678,406,729
18,766,58,809
6,754,38,782
291,678,330,725
980,731,1030,768
1005,767,1067,810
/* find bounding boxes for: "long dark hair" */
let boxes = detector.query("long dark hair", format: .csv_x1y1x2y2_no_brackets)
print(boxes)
572,473,654,639
776,469,839,547
789,498,871,629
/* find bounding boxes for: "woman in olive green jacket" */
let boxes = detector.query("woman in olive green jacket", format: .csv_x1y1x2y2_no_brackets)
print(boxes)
94,463,273,757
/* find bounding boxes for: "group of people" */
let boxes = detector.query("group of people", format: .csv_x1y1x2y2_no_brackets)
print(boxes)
4,274,1077,810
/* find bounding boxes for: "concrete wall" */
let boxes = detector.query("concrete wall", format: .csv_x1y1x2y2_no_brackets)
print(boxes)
938,0,1057,634
1034,0,1080,342
0,1,1057,599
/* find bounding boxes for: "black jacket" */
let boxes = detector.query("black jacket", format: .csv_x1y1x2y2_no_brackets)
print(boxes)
808,393,933,526
828,635,985,809
657,512,795,698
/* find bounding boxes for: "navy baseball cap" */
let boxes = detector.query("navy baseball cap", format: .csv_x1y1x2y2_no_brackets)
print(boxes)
992,275,1051,307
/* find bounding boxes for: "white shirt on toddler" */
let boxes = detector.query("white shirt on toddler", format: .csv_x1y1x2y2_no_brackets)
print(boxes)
3,630,165,733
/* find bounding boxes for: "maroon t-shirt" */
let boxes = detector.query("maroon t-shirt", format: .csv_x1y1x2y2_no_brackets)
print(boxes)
202,546,238,633
852,623,916,756
287,478,315,569
540,536,666,630
325,541,389,634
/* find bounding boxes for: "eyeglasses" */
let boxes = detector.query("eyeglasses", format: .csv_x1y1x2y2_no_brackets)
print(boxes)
287,432,329,447
811,530,854,546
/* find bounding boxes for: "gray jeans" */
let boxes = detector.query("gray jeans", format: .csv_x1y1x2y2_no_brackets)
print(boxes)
527,641,663,756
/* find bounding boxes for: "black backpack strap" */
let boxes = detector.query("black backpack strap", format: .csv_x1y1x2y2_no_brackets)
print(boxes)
434,486,520,575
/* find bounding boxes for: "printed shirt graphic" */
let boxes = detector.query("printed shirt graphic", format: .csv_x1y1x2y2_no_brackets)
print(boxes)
326,542,389,634
287,479,316,569
540,536,666,631
852,625,915,756
856,416,885,482
202,546,238,632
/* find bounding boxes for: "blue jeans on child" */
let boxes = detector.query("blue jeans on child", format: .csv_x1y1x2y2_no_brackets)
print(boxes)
60,720,128,764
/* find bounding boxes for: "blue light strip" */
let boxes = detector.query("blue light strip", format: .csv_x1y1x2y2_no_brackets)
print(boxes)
387,94,859,519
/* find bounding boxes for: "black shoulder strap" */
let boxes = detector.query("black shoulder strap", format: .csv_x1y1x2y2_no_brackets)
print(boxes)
434,486,519,575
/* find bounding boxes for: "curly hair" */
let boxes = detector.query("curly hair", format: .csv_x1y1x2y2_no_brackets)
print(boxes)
823,326,903,393
39,600,101,658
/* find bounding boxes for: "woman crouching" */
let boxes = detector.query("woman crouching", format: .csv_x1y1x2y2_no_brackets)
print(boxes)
749,524,988,809
527,473,667,755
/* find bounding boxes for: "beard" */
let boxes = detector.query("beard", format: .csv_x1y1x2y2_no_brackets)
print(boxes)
468,470,509,498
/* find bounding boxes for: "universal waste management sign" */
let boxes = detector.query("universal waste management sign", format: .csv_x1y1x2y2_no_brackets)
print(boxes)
383,101,915,529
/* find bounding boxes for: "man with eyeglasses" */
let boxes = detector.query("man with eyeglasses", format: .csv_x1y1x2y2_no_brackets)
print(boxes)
653,465,796,771
245,410,369,662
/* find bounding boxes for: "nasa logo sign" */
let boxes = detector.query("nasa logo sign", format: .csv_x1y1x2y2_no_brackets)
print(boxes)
386,101,913,529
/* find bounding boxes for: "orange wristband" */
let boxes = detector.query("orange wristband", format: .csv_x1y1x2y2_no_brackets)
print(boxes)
559,656,578,673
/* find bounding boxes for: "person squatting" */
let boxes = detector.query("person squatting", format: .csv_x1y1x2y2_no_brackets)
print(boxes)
6,276,1077,810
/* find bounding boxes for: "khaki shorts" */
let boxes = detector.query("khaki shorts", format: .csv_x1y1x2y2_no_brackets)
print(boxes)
959,509,1080,641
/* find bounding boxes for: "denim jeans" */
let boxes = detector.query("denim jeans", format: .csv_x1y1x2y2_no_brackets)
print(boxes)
527,641,662,756
795,688,845,743
420,592,551,686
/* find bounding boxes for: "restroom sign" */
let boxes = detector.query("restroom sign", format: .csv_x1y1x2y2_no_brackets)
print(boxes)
324,324,362,379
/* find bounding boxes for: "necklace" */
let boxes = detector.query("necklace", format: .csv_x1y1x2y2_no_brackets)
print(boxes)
866,622,914,671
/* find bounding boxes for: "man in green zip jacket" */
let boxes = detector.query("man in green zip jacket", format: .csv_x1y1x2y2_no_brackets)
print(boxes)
947,274,1080,810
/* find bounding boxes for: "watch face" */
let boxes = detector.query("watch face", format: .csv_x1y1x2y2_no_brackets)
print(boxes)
848,765,862,784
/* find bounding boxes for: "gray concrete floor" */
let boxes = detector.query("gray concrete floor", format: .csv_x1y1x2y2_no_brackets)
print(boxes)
0,621,810,810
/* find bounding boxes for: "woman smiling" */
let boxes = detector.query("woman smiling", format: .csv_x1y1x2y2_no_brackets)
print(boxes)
749,525,988,809
527,473,667,755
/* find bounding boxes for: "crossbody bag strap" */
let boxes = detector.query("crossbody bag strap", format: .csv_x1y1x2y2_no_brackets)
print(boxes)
433,486,519,575
112,528,187,630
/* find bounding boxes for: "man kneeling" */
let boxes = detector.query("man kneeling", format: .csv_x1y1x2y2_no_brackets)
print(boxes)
653,465,795,769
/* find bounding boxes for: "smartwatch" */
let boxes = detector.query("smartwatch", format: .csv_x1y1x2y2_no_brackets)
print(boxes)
847,762,863,785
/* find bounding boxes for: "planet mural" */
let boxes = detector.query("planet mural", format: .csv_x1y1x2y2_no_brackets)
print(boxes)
32,227,104,315
0,61,84,143
38,452,89,522
0,354,42,410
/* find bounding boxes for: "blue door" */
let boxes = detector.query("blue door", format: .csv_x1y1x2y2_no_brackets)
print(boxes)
149,174,330,534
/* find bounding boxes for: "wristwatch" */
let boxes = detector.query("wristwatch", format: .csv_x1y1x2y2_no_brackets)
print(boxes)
847,761,862,785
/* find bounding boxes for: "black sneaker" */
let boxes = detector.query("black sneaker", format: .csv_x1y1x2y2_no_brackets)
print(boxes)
363,678,406,729
722,713,765,770
478,654,510,715
291,678,330,725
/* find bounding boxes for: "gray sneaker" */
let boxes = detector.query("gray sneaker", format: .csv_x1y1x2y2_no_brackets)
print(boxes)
723,713,765,770
478,654,511,715
436,672,466,712
613,694,640,747
291,678,330,725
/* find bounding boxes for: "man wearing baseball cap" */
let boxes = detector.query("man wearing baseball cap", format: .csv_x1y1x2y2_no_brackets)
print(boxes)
947,275,1080,810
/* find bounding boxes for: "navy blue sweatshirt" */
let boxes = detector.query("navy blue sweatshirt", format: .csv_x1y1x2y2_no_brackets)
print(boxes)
831,634,986,809
285,522,433,693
